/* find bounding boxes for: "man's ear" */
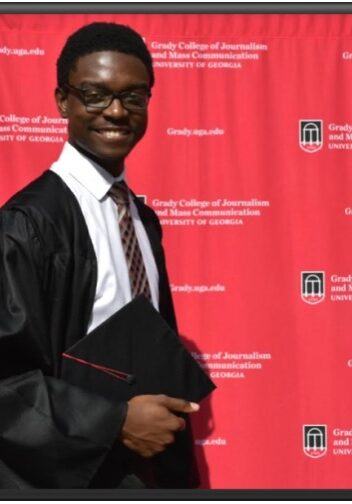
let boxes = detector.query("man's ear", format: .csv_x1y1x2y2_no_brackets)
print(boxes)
55,87,69,118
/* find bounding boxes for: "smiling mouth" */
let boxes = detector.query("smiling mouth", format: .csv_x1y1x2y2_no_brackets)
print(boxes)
95,128,131,140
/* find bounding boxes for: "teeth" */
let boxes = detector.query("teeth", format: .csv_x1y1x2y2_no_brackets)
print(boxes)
99,130,128,139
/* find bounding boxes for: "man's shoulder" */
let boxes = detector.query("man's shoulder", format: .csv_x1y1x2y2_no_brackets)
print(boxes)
4,171,71,212
3,171,84,229
2,171,91,253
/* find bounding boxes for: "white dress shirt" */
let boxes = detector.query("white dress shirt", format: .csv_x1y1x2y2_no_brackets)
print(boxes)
50,142,159,333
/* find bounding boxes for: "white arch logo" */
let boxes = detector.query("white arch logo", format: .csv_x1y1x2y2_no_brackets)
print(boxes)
301,271,325,305
299,120,323,153
303,425,327,458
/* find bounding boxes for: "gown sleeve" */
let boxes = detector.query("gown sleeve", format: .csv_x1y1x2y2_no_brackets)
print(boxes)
0,208,127,489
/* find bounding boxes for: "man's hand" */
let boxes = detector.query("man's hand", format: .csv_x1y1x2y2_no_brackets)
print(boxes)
120,394,200,458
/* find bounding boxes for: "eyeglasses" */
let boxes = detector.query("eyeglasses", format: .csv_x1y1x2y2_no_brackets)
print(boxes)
63,84,151,112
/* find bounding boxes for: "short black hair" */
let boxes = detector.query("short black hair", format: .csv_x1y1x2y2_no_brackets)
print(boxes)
56,22,154,88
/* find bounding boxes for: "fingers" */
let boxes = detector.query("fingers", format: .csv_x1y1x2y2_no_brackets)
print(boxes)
122,437,166,458
158,394,200,414
177,416,186,431
119,394,200,459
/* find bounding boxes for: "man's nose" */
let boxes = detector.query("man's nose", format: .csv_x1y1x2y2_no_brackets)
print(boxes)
103,97,129,117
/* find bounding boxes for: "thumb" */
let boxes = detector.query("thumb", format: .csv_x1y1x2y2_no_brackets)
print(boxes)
161,395,200,413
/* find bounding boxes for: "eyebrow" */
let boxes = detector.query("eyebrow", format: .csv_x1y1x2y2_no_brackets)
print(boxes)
78,81,150,91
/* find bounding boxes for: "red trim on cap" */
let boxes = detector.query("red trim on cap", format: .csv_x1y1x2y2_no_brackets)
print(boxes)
62,352,131,382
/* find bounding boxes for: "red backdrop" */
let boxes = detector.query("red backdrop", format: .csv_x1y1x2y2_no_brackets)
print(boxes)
1,13,352,489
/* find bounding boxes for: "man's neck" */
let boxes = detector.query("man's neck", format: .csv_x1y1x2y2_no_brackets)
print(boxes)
68,141,124,178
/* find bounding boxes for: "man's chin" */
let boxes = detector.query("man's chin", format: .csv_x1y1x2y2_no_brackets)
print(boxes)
92,152,127,175
72,142,128,174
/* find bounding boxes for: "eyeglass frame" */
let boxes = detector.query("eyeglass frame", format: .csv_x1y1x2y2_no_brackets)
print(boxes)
62,83,152,112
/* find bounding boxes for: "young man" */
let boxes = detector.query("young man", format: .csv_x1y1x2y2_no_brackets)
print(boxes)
0,22,200,489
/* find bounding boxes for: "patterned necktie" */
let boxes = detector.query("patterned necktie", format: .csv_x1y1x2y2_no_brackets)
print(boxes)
109,181,152,301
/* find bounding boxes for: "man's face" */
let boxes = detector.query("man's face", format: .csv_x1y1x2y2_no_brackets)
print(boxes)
55,51,150,175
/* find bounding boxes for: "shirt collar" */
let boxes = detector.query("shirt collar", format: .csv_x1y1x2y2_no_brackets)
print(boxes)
55,142,125,201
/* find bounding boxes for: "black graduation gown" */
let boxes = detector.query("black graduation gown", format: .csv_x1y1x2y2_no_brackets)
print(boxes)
0,171,198,489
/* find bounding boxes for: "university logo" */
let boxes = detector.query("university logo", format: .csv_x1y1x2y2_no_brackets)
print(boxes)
301,271,325,305
299,120,323,153
137,195,147,204
303,425,327,458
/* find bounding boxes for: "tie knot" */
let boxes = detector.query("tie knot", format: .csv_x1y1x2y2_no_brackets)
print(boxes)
110,181,130,206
